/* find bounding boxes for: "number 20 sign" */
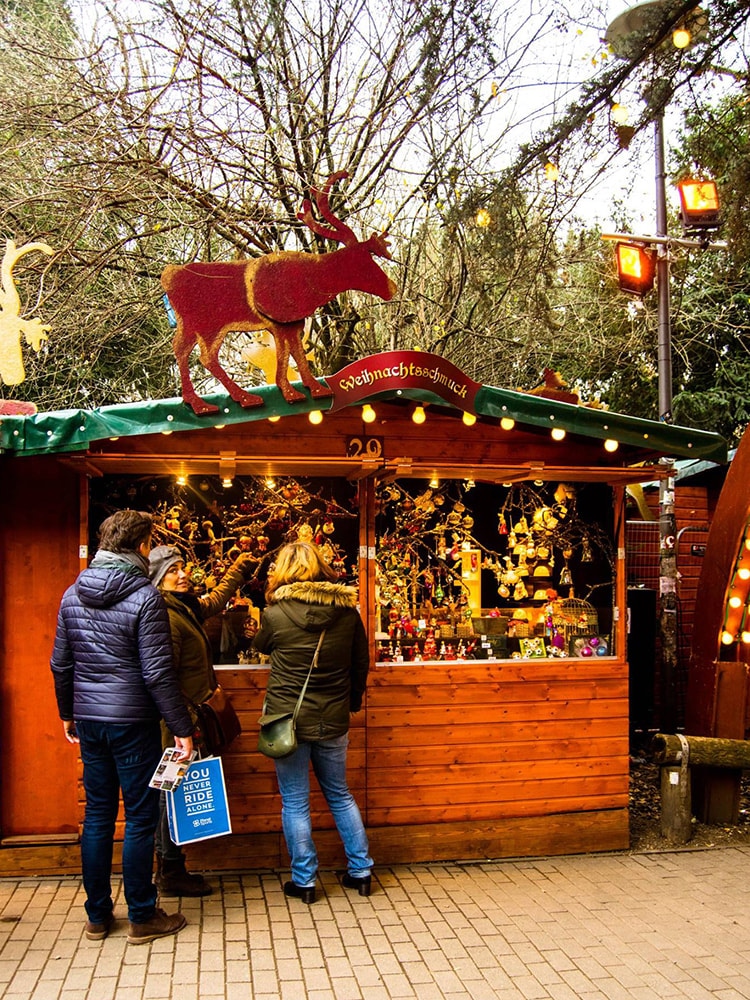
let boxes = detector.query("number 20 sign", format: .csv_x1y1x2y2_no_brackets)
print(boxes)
346,436,384,460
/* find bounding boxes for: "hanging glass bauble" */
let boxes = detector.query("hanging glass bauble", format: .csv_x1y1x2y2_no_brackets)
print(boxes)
581,538,594,562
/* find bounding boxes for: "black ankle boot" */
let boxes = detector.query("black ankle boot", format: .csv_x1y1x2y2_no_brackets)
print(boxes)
284,880,316,904
157,856,212,897
342,873,372,897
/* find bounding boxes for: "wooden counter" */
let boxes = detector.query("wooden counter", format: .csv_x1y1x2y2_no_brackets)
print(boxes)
183,656,629,872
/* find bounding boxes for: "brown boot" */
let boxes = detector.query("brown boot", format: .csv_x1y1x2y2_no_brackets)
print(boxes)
157,856,212,897
127,907,186,945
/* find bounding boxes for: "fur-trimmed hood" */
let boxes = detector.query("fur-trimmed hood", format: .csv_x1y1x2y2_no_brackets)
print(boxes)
269,580,359,634
271,580,358,608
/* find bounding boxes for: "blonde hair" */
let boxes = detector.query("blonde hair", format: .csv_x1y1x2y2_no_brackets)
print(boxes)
265,542,336,602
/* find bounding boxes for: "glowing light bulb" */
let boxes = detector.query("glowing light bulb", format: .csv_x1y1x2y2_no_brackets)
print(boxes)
462,411,477,426
738,567,750,581
475,208,491,228
361,403,376,423
500,417,515,431
742,631,750,644
412,406,426,425
604,439,619,452
611,103,629,125
551,427,566,441
268,415,281,423
308,410,323,425
673,27,691,48
729,595,743,609
721,630,735,645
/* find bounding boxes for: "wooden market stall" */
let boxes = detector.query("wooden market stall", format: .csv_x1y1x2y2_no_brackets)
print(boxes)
0,351,728,876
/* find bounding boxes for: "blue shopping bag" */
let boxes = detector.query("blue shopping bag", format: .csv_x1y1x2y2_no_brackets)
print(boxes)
165,756,232,845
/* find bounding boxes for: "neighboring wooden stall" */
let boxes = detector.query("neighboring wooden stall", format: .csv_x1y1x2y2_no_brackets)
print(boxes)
0,352,727,875
683,423,750,823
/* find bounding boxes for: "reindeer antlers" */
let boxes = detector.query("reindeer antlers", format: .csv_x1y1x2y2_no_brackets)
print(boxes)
298,171,357,246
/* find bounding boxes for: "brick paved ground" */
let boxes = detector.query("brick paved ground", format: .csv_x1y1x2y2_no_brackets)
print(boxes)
1,848,749,1000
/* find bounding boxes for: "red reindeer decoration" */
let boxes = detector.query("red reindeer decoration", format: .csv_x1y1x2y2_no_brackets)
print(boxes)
161,171,398,415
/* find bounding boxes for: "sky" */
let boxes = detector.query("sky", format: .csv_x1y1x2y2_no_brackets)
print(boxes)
66,0,737,237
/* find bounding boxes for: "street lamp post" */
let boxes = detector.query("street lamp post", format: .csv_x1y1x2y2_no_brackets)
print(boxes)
654,110,672,424
605,1,711,734
653,108,680,733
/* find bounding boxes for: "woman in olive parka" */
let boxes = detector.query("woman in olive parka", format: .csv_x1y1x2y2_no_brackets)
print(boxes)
254,541,372,903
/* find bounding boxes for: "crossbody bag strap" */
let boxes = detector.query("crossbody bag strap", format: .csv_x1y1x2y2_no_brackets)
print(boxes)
261,628,326,717
291,629,326,723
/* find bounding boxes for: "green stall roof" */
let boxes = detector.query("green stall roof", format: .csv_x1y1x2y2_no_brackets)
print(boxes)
0,377,728,464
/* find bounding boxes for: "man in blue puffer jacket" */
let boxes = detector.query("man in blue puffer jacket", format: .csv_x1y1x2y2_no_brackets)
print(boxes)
50,510,195,945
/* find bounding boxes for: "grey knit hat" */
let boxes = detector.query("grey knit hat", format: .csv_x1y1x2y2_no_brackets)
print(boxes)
149,545,184,587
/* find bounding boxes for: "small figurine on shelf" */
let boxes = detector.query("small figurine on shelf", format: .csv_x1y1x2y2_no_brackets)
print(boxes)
544,605,554,635
423,630,438,660
550,627,566,654
439,641,447,659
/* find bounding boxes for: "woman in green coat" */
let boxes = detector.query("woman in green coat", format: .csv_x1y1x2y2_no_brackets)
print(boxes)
253,541,372,904
149,544,254,896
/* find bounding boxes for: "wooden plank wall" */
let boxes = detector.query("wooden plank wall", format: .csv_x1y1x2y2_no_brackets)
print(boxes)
59,658,629,874
189,658,630,869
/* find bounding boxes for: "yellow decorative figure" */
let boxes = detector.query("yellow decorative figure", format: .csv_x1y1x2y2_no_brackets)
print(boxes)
241,330,304,387
0,239,54,387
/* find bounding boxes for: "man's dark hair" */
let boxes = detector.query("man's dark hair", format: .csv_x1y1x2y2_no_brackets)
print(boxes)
97,510,153,553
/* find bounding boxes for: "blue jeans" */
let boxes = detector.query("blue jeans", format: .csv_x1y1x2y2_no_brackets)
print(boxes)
274,732,372,887
76,720,162,924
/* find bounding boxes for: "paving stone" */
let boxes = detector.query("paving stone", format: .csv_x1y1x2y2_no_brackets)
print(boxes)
0,847,747,999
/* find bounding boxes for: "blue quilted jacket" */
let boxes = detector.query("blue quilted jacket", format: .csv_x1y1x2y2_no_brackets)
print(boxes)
50,563,193,736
